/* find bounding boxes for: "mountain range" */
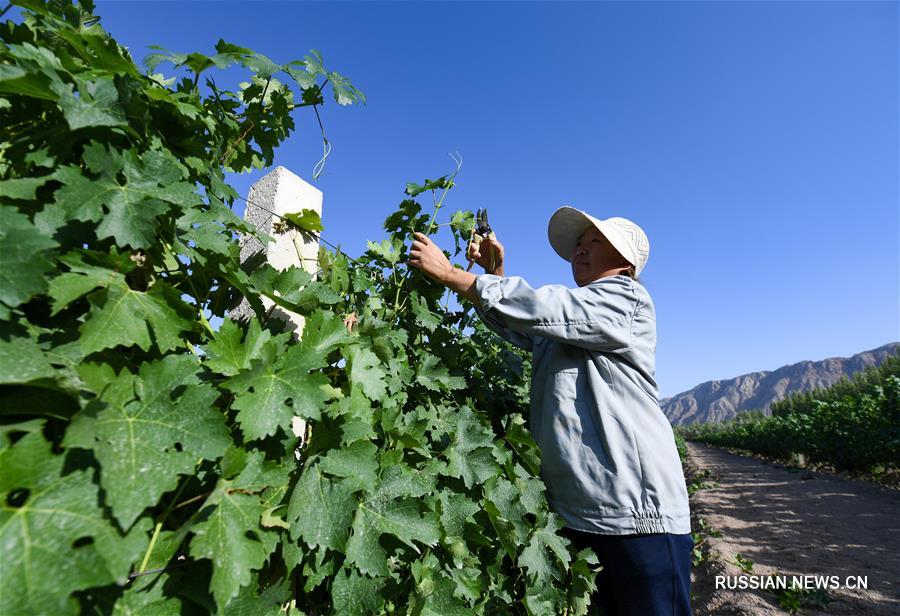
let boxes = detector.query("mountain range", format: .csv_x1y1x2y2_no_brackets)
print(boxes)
661,342,900,425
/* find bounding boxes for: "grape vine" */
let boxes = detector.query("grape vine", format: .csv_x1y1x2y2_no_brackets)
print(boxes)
0,1,598,613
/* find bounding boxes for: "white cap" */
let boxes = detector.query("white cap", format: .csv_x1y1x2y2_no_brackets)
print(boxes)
547,206,650,277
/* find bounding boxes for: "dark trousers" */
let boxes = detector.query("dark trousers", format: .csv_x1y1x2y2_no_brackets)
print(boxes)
561,528,693,616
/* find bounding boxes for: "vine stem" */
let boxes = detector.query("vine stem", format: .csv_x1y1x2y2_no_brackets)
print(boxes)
184,339,200,356
172,491,212,511
393,153,463,314
137,478,189,574
182,260,215,337
259,76,272,104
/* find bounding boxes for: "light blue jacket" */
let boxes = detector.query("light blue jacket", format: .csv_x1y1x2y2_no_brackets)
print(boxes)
473,273,691,535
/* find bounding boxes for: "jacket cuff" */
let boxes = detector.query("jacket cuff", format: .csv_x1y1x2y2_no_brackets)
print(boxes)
474,273,504,313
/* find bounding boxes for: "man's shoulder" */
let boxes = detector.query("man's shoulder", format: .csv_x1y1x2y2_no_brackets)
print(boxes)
584,275,655,319
583,275,646,299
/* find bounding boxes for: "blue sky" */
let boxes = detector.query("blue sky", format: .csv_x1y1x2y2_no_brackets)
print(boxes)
91,0,898,399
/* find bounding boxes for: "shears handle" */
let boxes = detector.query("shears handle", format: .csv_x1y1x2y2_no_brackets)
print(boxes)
466,230,497,272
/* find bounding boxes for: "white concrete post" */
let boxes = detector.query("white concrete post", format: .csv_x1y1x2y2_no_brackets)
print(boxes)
229,166,321,443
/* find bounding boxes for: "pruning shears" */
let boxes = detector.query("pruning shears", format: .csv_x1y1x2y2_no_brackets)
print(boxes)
466,208,497,272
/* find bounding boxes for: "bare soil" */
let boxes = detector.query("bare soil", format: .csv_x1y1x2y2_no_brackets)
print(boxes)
685,441,900,615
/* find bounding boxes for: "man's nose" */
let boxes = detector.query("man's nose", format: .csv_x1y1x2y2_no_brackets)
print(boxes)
574,246,588,258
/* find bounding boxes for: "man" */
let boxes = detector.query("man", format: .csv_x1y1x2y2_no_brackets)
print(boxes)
408,206,693,616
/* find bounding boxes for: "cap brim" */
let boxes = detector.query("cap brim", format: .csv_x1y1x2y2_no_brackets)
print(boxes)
547,206,600,262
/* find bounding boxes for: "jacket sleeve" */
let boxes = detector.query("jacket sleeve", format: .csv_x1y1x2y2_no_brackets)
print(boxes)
473,300,535,352
473,274,635,353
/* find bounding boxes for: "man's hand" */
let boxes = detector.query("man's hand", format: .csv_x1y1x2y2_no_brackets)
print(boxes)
407,232,480,305
408,232,454,283
467,236,505,275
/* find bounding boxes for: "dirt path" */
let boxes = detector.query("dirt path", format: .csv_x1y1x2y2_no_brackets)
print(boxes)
686,441,900,615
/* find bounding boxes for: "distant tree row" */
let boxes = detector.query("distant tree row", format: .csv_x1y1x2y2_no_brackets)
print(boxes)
770,352,900,417
676,352,899,473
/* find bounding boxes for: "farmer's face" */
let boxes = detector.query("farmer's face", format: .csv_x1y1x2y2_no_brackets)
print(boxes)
571,227,631,286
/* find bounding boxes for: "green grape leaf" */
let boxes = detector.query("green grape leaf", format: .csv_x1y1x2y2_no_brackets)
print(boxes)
319,440,378,492
524,585,566,616
410,293,441,332
175,206,235,257
504,413,542,477
0,175,54,200
379,462,437,500
302,49,327,77
0,334,56,385
383,199,430,237
295,545,332,590
52,26,139,77
518,513,572,584
405,176,453,197
438,490,481,539
245,52,283,81
250,265,309,304
448,566,485,603
298,309,351,356
65,354,231,528
0,206,58,309
331,568,383,615
190,453,280,611
288,463,356,551
225,359,324,440
254,267,345,312
298,279,344,307
441,411,503,488
515,473,548,516
51,76,127,129
484,477,529,545
345,470,441,577
446,447,501,489
144,45,235,74
223,313,346,440
366,238,403,266
48,165,111,223
0,432,149,615
79,281,194,354
416,354,466,392
281,208,323,233
330,387,376,445
448,209,476,253
318,247,350,294
97,196,169,249
52,146,200,248
412,555,470,616
0,44,64,101
567,548,601,616
24,148,56,168
449,209,475,236
347,345,387,401
220,575,292,616
204,317,282,377
113,578,184,615
282,58,317,89
0,419,43,448
47,251,128,315
328,71,366,106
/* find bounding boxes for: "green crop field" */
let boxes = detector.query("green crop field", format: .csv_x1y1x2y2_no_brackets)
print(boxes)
678,354,900,475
